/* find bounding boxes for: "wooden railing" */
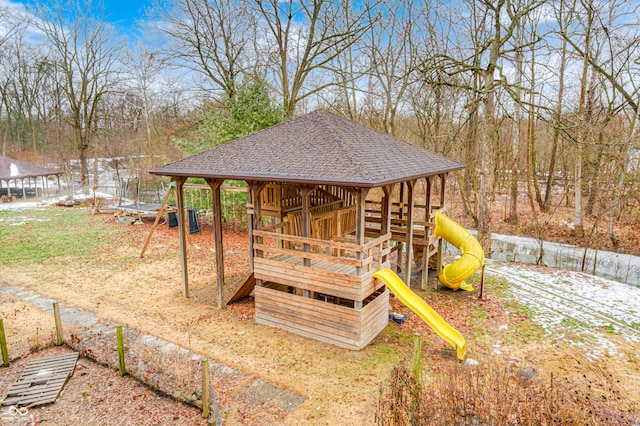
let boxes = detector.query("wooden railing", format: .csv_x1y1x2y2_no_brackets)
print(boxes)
253,230,391,275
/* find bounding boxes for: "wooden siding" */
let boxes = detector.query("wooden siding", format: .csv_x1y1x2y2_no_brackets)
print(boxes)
255,285,389,350
254,256,377,300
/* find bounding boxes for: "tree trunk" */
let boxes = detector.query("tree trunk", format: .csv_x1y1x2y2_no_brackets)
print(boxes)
478,65,497,258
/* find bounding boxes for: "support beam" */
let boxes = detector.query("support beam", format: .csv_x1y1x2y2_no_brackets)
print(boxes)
381,185,394,266
436,173,447,280
175,177,189,298
297,184,317,297
396,182,405,272
422,177,433,290
206,178,225,309
247,181,267,271
354,187,369,309
404,180,415,284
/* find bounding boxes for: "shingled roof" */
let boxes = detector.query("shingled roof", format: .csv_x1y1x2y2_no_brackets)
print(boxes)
0,156,61,181
151,110,464,187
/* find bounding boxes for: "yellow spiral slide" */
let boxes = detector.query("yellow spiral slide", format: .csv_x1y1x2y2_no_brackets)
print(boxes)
372,268,467,361
433,211,484,291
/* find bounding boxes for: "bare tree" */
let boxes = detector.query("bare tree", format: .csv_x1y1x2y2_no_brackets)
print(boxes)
34,0,122,190
149,0,255,99
561,0,640,244
254,0,374,118
361,0,419,136
541,0,572,213
475,0,545,256
0,5,29,156
123,42,172,152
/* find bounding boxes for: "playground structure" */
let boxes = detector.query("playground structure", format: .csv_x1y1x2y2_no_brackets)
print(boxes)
151,110,483,353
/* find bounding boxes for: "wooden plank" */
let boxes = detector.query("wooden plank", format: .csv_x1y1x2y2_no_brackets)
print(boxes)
256,296,358,326
256,304,360,338
362,233,392,250
258,259,374,293
255,256,361,282
226,273,255,305
21,357,78,372
7,376,68,393
255,269,362,300
254,230,363,251
2,352,78,407
254,243,368,267
256,286,358,321
255,315,359,350
255,307,361,345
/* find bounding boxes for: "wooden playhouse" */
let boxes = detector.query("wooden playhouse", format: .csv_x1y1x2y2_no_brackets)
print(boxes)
151,110,464,350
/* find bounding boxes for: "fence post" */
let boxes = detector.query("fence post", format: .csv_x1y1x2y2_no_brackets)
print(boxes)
478,264,486,301
0,319,9,367
412,332,422,382
53,302,63,345
202,359,210,419
116,326,126,376
411,332,422,422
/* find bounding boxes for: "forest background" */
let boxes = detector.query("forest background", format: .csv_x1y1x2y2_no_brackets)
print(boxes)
1,0,639,256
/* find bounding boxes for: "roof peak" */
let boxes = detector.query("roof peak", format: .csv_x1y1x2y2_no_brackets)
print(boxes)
151,109,465,187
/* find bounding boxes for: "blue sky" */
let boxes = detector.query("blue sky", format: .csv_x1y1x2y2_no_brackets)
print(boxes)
7,0,153,32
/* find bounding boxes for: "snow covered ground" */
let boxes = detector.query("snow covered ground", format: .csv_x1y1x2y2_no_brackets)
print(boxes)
487,260,640,358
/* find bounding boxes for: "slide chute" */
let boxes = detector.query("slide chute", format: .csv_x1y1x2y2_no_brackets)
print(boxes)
433,211,484,291
373,268,467,361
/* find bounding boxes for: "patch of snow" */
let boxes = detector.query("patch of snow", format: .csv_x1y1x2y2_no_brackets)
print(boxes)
9,162,19,177
487,260,640,358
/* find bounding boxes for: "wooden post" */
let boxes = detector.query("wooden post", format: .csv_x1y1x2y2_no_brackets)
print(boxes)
412,332,422,382
140,181,175,258
202,359,211,419
116,326,126,376
0,319,9,367
175,177,189,298
206,179,225,309
412,332,422,421
247,181,267,289
247,184,256,271
404,180,415,285
381,185,394,265
53,302,63,345
435,174,446,284
478,264,486,300
354,187,369,309
422,177,433,290
298,185,317,297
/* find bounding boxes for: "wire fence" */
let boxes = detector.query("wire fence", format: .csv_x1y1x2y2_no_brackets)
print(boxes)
0,299,228,424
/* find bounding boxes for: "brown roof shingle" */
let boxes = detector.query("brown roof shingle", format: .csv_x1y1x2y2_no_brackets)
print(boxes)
151,110,464,187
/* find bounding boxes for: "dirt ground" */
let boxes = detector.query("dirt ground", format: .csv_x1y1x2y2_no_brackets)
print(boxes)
1,194,640,425
0,347,204,426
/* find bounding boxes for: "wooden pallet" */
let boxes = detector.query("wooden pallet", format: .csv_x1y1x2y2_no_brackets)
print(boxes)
2,352,79,407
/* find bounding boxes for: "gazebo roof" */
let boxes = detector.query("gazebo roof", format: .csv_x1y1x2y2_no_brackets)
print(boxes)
151,110,464,187
0,156,61,180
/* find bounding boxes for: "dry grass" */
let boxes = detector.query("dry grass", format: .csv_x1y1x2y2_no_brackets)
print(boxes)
376,356,640,426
